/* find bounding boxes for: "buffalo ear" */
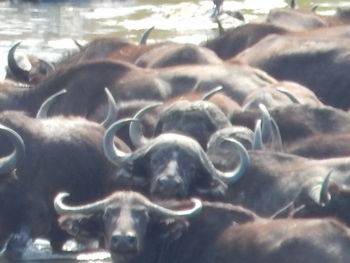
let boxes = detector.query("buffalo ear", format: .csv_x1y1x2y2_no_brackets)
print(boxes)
109,164,148,191
153,120,163,136
149,199,194,241
157,218,189,242
328,182,342,196
58,213,103,240
194,176,227,200
327,183,350,204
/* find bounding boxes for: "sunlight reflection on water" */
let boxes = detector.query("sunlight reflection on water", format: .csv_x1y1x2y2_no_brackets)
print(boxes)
0,0,345,80
0,0,348,261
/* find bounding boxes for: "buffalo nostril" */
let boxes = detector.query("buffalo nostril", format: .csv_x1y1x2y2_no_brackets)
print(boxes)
166,176,182,190
126,233,137,246
173,177,182,189
111,234,120,246
155,176,183,194
110,233,138,253
158,177,167,187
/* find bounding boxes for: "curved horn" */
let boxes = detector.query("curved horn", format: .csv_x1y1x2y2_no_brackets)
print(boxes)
259,103,272,143
270,201,295,219
37,58,55,74
73,39,84,51
140,26,155,45
101,87,119,128
7,42,30,82
225,10,245,22
104,118,139,165
311,5,318,12
201,86,223,101
270,117,283,151
36,89,67,119
199,137,249,184
0,124,25,174
252,119,263,150
319,170,332,206
146,197,202,217
54,192,108,215
308,172,332,207
129,103,162,148
276,87,301,104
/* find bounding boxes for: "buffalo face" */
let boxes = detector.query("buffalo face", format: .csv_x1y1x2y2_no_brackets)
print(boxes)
103,199,150,256
55,191,201,262
148,149,195,198
104,119,249,201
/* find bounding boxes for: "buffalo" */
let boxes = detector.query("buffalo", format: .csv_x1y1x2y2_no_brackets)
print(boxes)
233,32,350,109
0,124,49,259
0,58,277,124
0,110,131,255
230,104,350,146
265,6,350,31
104,118,249,200
55,191,350,263
272,171,350,227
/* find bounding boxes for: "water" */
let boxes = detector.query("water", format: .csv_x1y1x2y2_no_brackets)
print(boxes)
0,238,111,262
0,0,347,262
0,0,347,79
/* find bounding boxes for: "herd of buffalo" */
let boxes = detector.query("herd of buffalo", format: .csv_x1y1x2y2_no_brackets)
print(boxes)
1,0,350,262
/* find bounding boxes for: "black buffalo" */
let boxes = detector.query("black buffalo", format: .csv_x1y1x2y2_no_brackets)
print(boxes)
233,32,350,109
0,110,131,255
0,124,49,259
103,119,249,200
55,191,350,263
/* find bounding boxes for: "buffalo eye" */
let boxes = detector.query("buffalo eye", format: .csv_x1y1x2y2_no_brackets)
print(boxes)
103,207,120,220
150,156,162,169
132,207,149,222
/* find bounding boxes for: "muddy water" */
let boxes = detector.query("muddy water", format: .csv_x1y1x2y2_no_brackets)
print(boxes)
0,0,348,262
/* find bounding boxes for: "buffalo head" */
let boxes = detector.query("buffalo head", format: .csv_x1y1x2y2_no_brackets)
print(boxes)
153,99,231,149
0,124,49,259
272,170,350,226
104,119,249,200
54,191,201,262
6,42,54,84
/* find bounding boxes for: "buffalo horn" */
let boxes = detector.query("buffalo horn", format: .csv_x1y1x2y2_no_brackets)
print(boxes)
146,197,202,217
129,102,162,148
36,89,67,119
140,26,155,45
201,86,223,101
276,87,301,104
319,170,332,206
7,42,30,82
54,192,108,214
256,105,283,150
259,103,272,143
200,137,249,184
104,118,140,165
252,119,263,150
55,191,202,217
0,124,25,174
308,171,332,207
101,87,119,128
311,5,319,12
270,117,283,151
37,58,55,74
73,39,84,51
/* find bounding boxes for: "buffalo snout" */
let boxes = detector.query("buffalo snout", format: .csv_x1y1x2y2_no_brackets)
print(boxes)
152,175,185,198
110,231,138,254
